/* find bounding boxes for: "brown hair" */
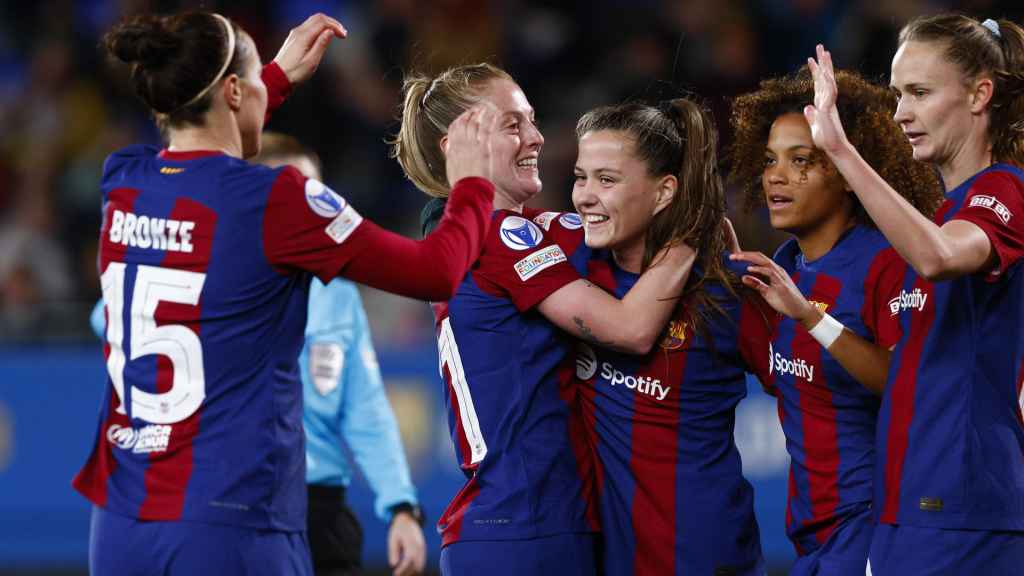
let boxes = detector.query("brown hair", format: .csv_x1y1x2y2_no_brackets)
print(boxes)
900,13,1024,167
389,63,513,198
253,132,323,177
576,99,734,335
102,12,250,131
729,67,943,221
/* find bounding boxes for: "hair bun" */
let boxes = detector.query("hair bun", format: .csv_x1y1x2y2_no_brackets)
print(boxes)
107,16,182,70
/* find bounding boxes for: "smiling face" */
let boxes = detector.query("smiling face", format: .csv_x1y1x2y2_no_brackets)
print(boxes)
475,78,544,208
762,112,852,237
572,129,674,272
890,40,980,169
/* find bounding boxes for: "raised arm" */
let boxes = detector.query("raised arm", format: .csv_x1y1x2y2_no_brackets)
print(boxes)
263,13,348,121
537,243,696,355
805,45,994,281
732,250,889,394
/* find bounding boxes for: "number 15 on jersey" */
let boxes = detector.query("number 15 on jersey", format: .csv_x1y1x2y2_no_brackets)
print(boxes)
100,262,207,425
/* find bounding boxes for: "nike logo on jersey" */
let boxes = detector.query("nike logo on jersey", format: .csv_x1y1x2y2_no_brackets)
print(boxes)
769,343,814,382
108,209,195,253
888,288,928,316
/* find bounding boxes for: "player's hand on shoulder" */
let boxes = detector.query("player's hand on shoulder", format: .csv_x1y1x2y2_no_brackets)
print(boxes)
387,512,426,576
443,104,500,188
273,13,347,85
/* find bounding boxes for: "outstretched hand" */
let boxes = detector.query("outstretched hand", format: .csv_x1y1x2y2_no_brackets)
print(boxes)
730,251,821,327
444,104,500,187
804,44,850,157
272,13,347,85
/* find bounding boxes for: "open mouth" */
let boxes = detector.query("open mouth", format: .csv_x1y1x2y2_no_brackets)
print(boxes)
516,157,538,171
583,213,609,229
767,194,793,210
904,132,925,145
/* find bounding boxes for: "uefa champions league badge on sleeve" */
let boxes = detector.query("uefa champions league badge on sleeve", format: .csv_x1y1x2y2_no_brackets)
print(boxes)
305,179,347,218
304,178,363,244
499,216,543,250
559,213,583,230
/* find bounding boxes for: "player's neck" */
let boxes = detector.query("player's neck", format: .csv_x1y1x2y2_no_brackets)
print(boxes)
492,191,524,213
795,216,855,263
938,140,993,192
166,110,243,158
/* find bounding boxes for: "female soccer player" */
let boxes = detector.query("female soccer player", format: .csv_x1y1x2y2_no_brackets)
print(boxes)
393,65,695,575
73,12,499,576
806,15,1024,573
569,99,771,576
728,68,941,575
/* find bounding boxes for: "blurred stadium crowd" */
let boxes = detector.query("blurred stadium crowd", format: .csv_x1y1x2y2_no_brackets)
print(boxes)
0,0,1020,344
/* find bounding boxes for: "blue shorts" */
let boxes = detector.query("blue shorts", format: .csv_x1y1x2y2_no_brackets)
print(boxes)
440,532,598,576
868,523,1024,576
791,504,873,576
89,505,313,576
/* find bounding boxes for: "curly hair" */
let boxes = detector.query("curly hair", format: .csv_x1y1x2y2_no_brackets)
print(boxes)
728,67,943,223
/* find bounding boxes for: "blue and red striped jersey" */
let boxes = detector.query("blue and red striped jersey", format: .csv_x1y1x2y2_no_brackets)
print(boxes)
570,252,770,575
766,226,904,555
432,208,598,545
73,143,493,531
876,164,1024,530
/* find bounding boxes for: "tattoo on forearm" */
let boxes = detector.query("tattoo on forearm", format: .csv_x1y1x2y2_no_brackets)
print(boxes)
573,316,614,348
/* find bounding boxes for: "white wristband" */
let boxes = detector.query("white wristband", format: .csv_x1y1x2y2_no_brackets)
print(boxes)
808,313,844,349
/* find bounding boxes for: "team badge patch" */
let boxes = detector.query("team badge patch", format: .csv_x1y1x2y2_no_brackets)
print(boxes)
559,213,583,230
305,179,347,218
576,343,597,380
533,211,559,230
514,244,567,281
660,320,688,350
499,216,543,250
968,194,1012,224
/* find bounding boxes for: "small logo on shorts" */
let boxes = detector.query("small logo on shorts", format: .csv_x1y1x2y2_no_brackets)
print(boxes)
919,497,943,512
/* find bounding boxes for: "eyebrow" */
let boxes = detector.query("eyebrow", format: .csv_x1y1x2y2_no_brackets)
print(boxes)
574,166,623,174
765,144,814,153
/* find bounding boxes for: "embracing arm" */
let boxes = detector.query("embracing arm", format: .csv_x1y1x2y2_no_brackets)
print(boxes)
537,244,696,355
805,45,993,281
339,177,494,301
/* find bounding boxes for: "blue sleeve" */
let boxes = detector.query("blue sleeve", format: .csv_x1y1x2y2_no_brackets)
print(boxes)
90,299,106,340
309,280,418,521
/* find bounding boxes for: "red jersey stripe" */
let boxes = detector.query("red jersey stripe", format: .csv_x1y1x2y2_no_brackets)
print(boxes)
138,198,217,519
